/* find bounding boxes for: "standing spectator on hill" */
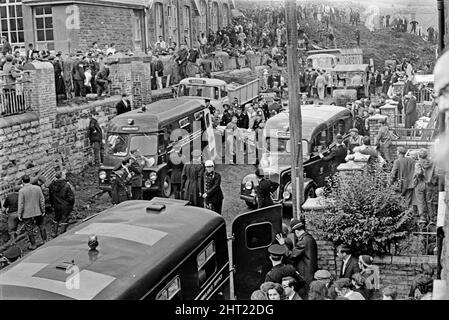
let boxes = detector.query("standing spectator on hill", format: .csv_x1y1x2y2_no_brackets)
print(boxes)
355,29,360,46
410,20,419,34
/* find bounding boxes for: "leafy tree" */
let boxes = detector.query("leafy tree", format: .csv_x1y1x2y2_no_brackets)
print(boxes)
310,166,414,256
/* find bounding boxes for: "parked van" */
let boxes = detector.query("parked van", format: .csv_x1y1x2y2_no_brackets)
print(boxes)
0,198,282,300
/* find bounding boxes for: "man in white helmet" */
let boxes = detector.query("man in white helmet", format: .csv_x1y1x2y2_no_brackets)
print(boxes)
202,160,224,214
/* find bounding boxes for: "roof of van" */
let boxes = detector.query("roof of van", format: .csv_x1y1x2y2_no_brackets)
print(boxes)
0,199,225,300
332,64,369,72
107,98,205,132
264,105,351,140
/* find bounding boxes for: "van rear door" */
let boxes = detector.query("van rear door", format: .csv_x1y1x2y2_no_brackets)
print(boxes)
230,205,282,300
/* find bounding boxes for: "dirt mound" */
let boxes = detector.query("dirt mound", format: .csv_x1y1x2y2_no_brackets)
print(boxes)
303,18,437,71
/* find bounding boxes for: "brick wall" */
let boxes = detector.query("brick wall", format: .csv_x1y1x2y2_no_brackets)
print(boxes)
304,208,437,299
77,4,135,53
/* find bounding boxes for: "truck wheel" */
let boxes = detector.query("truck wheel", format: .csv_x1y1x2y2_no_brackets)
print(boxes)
161,175,172,198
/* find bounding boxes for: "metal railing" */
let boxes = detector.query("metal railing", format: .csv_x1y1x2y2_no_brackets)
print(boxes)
0,77,32,117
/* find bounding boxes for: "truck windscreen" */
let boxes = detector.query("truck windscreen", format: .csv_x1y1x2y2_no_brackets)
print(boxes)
106,134,157,157
179,84,219,100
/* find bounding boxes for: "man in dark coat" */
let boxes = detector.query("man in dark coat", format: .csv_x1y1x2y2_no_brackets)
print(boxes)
337,244,360,279
235,107,249,129
175,45,189,80
111,158,132,205
391,147,416,208
265,244,306,288
255,168,279,209
88,116,103,165
202,160,224,214
404,91,418,129
72,53,86,97
116,93,131,115
290,219,318,294
48,172,75,238
181,150,204,207
95,65,111,97
319,134,347,173
129,150,143,200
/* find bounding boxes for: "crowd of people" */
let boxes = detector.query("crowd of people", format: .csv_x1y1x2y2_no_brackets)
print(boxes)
249,218,435,300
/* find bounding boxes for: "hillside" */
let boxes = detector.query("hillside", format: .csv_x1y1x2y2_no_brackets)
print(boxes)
302,15,437,71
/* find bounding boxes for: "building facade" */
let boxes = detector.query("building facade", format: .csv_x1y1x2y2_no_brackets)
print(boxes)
0,0,234,54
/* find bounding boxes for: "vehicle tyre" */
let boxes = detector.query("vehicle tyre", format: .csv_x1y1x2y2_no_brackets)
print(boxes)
161,175,172,198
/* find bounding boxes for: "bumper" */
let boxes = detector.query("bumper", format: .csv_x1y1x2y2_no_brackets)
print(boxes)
99,184,161,192
240,194,256,205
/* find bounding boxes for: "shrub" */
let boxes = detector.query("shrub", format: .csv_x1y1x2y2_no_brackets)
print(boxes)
310,166,414,256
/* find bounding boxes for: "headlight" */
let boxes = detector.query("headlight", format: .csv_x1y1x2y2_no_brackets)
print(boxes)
144,180,152,188
245,181,253,190
150,172,157,181
99,171,107,180
140,159,146,167
283,183,292,200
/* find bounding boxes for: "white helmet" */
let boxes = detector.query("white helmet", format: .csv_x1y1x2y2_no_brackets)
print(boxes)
205,160,214,167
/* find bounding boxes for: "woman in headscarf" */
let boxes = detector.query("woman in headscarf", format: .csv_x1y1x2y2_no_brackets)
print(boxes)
358,255,380,300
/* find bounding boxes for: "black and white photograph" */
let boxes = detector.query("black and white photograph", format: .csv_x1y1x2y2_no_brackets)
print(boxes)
0,0,449,306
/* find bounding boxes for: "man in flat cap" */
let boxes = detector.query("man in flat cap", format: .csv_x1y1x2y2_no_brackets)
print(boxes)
391,147,416,208
264,244,306,292
318,134,347,173
181,150,204,207
314,269,337,300
254,168,279,209
287,218,317,295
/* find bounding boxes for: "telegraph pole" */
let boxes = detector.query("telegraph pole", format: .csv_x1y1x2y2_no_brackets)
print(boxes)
285,0,304,219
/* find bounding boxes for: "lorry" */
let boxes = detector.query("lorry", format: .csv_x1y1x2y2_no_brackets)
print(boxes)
175,74,260,114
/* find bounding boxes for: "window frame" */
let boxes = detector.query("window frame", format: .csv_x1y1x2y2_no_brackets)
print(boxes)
34,5,54,50
0,0,25,48
244,222,274,250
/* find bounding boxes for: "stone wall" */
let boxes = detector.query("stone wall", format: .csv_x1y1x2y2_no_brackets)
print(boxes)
304,209,437,299
78,4,135,53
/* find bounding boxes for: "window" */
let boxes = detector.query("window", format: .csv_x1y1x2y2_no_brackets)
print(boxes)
197,241,217,287
35,5,54,50
245,223,273,249
106,134,129,157
183,6,191,47
210,2,219,32
222,4,229,26
156,276,181,300
133,10,142,42
129,135,158,157
0,0,24,48
154,2,164,40
179,117,190,129
167,1,178,44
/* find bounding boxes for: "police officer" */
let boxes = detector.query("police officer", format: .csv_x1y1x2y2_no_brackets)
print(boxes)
202,160,224,214
264,244,306,293
255,168,279,209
